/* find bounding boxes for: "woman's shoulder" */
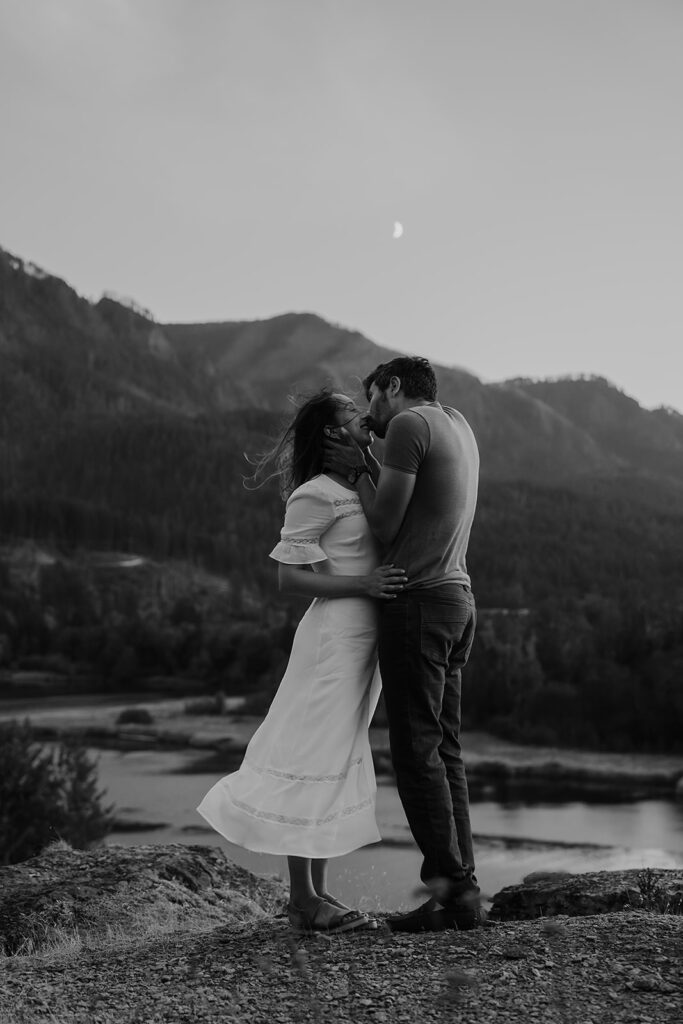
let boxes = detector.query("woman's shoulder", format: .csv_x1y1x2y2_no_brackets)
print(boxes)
286,475,336,506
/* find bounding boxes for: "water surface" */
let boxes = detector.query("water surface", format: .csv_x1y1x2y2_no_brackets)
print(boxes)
96,747,683,912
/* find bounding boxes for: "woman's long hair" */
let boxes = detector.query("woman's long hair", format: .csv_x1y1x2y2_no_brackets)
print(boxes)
245,388,341,500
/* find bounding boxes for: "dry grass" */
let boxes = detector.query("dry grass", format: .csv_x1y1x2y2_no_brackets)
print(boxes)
3,899,221,962
0,842,284,959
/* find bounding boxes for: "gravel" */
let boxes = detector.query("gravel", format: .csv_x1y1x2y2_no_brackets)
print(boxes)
1,910,681,1024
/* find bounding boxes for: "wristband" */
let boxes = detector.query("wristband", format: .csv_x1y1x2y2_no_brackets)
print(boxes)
347,465,370,484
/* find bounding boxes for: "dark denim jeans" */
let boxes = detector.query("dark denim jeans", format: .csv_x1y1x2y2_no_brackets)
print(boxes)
378,582,477,898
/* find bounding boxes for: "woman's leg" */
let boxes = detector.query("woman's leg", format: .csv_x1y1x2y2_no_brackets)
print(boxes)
287,856,317,907
312,859,351,908
311,858,329,898
312,859,377,926
287,857,367,932
290,856,346,908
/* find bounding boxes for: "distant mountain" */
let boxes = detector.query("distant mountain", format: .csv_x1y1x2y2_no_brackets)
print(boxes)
508,376,683,487
0,250,207,429
5,245,683,489
162,318,623,483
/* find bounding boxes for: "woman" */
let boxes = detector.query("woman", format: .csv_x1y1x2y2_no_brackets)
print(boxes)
197,389,407,934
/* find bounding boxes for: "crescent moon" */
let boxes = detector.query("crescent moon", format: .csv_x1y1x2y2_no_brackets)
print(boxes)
393,221,404,239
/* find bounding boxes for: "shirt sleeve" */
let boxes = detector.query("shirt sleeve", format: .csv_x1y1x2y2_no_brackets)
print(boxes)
382,410,430,475
268,484,334,565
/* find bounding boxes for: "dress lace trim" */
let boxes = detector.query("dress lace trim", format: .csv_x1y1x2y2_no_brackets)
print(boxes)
229,794,374,829
333,497,361,506
335,509,364,520
282,537,321,545
244,755,363,784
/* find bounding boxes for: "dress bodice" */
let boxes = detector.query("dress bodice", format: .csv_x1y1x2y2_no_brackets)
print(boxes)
269,475,380,576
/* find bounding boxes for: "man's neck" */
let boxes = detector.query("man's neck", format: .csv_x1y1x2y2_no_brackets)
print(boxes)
397,397,435,413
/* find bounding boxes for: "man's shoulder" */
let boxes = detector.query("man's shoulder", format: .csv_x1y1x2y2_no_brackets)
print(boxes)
387,407,431,434
405,403,469,430
430,403,474,431
413,404,479,458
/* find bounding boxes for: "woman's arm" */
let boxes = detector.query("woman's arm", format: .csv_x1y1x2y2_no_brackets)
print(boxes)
278,562,407,600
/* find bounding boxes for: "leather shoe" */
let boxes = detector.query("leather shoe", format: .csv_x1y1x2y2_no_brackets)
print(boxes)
386,896,483,933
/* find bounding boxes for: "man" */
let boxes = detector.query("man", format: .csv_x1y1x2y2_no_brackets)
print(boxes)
325,356,481,932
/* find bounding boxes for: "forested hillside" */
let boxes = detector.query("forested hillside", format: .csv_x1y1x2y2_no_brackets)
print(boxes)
2,246,683,752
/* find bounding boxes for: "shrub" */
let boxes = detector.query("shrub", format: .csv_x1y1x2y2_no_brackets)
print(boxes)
0,720,114,865
116,706,154,725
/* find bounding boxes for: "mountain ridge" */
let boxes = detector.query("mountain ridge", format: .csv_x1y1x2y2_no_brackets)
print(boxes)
4,245,682,490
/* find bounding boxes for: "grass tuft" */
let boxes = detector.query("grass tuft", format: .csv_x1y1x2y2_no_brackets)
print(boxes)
636,867,683,915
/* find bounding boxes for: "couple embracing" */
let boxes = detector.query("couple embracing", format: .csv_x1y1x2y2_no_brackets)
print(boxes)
198,355,481,935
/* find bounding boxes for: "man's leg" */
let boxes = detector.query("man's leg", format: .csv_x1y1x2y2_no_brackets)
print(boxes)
379,586,473,891
439,593,477,879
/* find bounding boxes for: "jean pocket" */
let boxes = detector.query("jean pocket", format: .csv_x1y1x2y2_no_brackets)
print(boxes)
419,604,471,665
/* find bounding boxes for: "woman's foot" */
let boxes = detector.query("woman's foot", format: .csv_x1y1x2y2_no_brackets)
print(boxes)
317,892,378,930
288,895,368,935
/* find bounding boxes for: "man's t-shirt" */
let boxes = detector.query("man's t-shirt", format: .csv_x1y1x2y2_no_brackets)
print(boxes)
381,402,479,589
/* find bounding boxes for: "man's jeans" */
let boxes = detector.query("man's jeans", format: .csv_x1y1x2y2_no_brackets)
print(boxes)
378,582,477,897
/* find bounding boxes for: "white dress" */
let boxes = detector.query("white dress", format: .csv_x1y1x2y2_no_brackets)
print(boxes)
197,474,383,858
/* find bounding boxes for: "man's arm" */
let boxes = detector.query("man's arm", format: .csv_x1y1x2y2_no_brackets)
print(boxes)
322,440,415,545
363,447,382,486
355,466,416,546
279,561,407,599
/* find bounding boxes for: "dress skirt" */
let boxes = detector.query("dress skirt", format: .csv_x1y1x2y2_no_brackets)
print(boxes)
197,594,382,858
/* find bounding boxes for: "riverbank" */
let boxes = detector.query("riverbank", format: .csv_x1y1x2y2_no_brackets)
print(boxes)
1,844,681,1024
2,696,682,798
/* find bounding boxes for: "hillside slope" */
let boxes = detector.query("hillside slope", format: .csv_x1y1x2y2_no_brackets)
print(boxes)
7,245,683,486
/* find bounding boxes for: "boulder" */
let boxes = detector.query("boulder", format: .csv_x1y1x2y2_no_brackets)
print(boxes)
490,868,683,921
0,843,287,955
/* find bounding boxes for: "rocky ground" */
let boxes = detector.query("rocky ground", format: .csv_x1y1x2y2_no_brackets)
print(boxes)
1,844,681,1024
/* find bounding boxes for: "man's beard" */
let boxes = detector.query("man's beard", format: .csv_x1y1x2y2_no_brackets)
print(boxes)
366,418,386,438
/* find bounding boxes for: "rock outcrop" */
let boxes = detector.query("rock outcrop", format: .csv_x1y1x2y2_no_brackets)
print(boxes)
0,843,287,955
490,868,683,921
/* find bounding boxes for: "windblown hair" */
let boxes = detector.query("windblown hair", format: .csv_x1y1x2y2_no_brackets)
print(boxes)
245,388,341,500
362,356,437,402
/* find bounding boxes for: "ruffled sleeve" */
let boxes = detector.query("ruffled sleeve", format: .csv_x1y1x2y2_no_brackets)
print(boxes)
268,483,335,565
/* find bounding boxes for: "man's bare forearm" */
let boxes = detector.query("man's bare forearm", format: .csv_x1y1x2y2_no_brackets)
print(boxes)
355,472,393,543
363,448,382,485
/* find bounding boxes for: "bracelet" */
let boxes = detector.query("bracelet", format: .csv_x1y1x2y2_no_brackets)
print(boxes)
347,465,370,484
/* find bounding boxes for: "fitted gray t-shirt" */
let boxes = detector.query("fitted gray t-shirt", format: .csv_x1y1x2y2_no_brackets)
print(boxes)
381,402,479,589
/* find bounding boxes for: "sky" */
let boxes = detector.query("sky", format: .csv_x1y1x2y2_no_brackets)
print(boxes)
2,0,682,412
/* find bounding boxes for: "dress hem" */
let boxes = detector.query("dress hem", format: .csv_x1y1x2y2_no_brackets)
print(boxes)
196,807,382,859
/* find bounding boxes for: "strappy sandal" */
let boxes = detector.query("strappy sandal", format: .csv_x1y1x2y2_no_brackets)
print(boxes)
287,896,368,935
318,892,379,930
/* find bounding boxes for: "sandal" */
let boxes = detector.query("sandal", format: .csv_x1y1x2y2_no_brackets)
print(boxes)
318,892,379,930
287,896,368,935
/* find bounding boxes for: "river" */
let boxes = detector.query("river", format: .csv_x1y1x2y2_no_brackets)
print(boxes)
95,746,683,913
